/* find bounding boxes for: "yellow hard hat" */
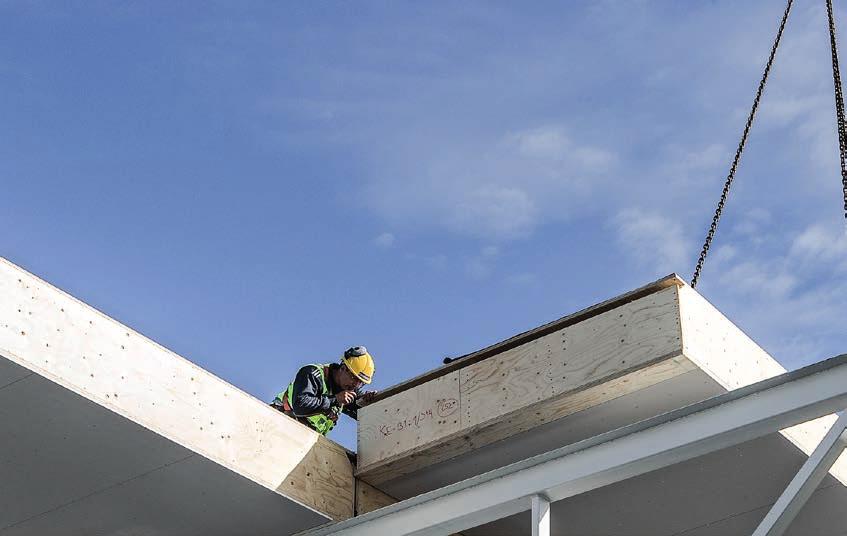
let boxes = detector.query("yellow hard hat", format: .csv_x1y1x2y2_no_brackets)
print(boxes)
342,346,375,384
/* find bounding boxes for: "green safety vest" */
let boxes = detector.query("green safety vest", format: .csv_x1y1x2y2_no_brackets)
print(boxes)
278,364,342,436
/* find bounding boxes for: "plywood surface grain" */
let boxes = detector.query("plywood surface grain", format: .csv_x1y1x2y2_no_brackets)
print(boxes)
372,274,685,402
360,356,697,485
461,286,683,429
0,258,354,521
355,480,396,516
358,371,461,470
358,285,687,483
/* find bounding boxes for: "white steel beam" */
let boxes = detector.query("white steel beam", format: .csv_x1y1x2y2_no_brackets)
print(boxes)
752,411,847,536
532,494,550,536
297,354,847,536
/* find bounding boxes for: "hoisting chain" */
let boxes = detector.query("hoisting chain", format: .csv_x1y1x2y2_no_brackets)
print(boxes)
690,0,794,288
825,0,847,222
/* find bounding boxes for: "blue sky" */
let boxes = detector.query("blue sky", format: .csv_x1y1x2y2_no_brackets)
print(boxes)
2,1,846,450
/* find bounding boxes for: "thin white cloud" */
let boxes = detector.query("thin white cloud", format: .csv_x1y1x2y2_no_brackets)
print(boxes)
734,208,772,238
506,272,536,286
447,186,537,240
481,245,500,258
717,260,798,301
234,0,845,361
464,245,504,280
358,123,616,241
465,258,491,280
790,223,847,266
509,126,615,170
710,244,739,266
373,232,396,248
613,208,691,274
403,251,448,270
700,219,847,366
426,254,448,270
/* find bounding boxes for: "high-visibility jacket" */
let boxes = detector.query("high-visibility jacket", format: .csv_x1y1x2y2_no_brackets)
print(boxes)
277,364,342,436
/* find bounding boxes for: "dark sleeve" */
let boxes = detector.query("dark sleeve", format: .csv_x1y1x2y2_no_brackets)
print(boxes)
342,404,358,420
290,365,335,417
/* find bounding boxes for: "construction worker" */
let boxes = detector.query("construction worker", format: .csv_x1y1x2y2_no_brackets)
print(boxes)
270,346,377,436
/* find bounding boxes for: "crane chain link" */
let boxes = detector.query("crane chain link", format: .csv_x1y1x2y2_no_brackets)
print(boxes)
825,0,847,223
690,0,794,289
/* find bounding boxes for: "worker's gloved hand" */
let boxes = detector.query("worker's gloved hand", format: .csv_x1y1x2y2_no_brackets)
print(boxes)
357,391,378,406
335,390,357,406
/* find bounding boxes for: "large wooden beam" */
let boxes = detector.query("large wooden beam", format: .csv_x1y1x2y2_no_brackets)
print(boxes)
0,257,355,524
370,274,685,403
303,355,847,536
357,282,690,482
357,277,847,488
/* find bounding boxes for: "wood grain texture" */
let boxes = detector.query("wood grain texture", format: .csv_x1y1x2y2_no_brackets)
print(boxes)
357,286,688,483
0,257,354,520
355,480,396,515
461,337,554,428
372,274,685,402
461,286,683,429
678,284,847,486
357,370,461,469
357,357,694,485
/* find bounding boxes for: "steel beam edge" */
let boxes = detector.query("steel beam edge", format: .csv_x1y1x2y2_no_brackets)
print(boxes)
296,353,847,536
752,410,847,536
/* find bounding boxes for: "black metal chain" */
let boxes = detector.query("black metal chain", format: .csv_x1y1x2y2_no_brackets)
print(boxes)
691,0,794,289
825,0,847,223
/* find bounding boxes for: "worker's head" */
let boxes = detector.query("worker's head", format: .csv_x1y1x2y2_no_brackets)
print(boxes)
338,345,375,389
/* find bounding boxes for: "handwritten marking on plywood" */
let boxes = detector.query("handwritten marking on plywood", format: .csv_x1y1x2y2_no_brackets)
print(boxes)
357,357,694,485
357,370,461,470
0,258,354,520
678,284,847,486
357,287,687,483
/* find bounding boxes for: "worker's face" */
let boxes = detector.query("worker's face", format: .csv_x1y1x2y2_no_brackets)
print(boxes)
339,364,364,391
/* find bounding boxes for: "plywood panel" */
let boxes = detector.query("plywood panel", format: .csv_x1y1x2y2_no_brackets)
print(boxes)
0,258,354,521
461,337,554,428
358,358,693,484
355,480,396,515
0,367,331,535
460,287,683,430
678,284,847,486
357,371,461,469
549,285,682,395
372,275,685,403
358,285,688,484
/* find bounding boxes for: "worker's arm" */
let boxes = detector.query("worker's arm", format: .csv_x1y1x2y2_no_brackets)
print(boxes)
342,402,358,420
341,388,377,420
290,365,335,417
